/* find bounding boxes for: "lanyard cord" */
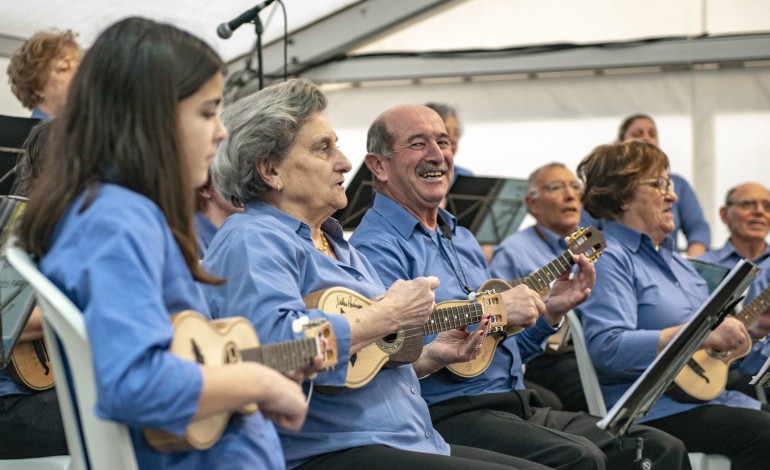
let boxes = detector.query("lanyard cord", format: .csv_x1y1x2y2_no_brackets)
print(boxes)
422,218,474,295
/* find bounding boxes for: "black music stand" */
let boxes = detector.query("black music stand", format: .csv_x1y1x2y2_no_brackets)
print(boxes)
0,115,41,195
445,176,529,245
333,163,375,231
689,258,730,294
598,259,759,438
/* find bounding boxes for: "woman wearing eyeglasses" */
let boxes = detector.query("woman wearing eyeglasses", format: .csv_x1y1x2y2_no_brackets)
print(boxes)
617,114,711,257
575,141,770,469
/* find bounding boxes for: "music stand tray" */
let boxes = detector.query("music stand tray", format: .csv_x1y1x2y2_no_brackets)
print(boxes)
333,163,374,231
445,176,528,245
598,259,759,437
0,115,41,196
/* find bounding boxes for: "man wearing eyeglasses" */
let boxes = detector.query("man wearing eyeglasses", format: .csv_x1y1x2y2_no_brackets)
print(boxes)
699,182,770,397
488,163,588,413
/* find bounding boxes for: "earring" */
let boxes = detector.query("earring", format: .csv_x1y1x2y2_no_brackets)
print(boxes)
276,182,282,191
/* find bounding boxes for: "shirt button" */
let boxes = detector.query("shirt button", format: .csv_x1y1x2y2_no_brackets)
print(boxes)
356,275,363,281
425,431,431,438
410,387,417,394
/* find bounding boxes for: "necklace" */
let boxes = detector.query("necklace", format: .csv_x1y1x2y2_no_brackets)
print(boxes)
314,232,334,256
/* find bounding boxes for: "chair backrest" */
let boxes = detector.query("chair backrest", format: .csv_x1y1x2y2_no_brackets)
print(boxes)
566,310,607,416
569,311,732,469
5,239,138,470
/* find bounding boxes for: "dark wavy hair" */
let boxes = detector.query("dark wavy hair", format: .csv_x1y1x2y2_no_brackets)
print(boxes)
577,141,669,220
17,17,224,284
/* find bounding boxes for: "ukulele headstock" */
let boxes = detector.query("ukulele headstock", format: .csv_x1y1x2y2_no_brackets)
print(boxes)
567,226,606,263
475,290,508,333
301,319,338,369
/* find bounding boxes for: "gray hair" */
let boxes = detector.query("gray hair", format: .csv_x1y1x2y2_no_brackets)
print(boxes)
527,162,568,196
365,115,394,160
212,78,327,204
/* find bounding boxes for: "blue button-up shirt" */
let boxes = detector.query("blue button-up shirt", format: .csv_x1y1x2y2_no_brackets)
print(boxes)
489,225,569,282
350,193,558,406
202,201,449,468
41,185,283,469
194,211,218,257
699,240,770,377
576,220,759,422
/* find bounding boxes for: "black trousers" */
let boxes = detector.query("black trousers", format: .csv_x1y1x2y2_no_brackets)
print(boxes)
524,351,588,413
0,389,68,459
646,404,770,470
429,389,691,470
295,443,553,469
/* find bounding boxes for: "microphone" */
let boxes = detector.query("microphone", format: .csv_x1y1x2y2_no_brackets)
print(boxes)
217,0,276,39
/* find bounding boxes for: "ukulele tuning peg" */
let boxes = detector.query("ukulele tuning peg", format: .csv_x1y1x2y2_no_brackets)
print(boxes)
292,315,310,333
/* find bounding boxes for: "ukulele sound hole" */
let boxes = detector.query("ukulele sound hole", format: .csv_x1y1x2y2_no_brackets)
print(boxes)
376,331,404,353
224,342,240,364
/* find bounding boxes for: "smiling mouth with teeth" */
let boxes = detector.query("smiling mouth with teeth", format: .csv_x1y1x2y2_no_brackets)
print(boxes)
420,171,444,179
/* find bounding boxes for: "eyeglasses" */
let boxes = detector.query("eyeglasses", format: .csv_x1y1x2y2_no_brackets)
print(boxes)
637,176,675,196
530,180,583,196
727,199,770,212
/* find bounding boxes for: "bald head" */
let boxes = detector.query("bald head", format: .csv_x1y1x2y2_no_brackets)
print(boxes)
720,182,770,247
364,105,453,226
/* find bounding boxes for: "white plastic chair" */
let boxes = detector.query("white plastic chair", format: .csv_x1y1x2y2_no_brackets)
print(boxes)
0,456,71,469
5,240,138,470
567,310,731,470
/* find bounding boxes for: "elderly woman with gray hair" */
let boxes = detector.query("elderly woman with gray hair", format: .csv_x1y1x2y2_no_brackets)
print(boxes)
201,78,543,470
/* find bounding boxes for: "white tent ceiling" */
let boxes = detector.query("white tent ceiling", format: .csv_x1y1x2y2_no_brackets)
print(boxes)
0,0,359,61
2,0,770,247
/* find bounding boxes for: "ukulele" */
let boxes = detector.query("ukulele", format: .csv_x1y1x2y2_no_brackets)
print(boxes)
447,226,606,379
670,284,770,403
144,311,337,452
1,198,54,391
8,329,55,391
304,287,507,389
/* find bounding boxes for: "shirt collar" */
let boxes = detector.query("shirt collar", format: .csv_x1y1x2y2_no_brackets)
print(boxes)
244,200,344,241
30,107,50,120
604,219,676,254
371,192,457,239
535,224,568,253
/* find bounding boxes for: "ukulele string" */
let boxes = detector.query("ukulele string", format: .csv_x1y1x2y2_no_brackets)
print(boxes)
306,379,314,404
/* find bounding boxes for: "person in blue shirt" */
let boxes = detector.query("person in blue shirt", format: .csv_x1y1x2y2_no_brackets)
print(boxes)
14,17,311,469
699,182,770,396
350,104,689,470
202,78,546,470
195,173,243,257
576,141,770,469
582,114,710,257
489,162,588,413
7,29,81,120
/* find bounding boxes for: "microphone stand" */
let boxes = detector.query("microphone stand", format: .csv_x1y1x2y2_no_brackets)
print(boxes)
254,13,265,90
